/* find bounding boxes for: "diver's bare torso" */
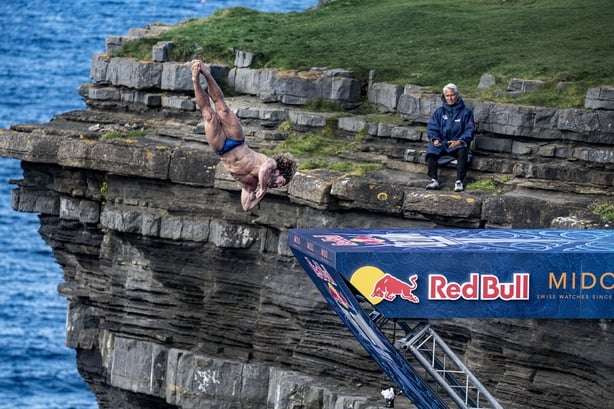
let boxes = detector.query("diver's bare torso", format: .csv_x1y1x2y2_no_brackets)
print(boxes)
218,144,269,191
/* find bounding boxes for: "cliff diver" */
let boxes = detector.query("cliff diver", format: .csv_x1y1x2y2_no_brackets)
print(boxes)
191,60,297,211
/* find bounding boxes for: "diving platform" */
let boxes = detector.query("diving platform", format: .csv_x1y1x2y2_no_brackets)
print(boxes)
289,229,613,409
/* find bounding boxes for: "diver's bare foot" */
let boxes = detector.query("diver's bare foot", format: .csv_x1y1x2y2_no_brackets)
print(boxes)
191,62,201,81
200,63,210,77
191,59,210,76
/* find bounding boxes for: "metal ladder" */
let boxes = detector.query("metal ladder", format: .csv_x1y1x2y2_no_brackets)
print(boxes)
370,312,503,409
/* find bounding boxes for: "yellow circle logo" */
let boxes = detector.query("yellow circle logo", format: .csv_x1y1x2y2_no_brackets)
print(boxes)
350,265,386,305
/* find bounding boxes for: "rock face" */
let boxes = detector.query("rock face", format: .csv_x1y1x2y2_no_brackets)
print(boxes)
0,49,613,409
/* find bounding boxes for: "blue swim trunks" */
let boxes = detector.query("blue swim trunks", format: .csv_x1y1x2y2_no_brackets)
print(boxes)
216,138,244,156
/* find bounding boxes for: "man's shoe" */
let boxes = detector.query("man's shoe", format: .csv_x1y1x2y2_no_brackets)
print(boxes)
454,180,464,192
426,179,440,190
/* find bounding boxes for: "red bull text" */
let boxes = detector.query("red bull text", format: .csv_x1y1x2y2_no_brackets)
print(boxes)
429,273,529,301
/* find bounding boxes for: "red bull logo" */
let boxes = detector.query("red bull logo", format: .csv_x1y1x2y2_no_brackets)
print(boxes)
303,256,352,310
350,266,420,305
305,257,336,284
314,234,358,246
371,274,420,303
350,265,531,306
328,282,350,309
349,235,387,246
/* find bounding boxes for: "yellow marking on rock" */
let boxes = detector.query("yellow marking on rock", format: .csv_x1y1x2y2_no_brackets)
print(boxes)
377,192,389,201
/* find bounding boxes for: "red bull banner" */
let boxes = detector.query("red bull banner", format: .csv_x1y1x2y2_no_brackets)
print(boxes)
289,229,614,319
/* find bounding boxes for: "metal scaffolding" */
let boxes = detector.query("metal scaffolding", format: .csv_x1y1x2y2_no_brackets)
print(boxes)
370,312,503,409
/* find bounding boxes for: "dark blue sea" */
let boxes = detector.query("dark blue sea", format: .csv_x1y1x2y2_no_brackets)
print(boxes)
0,0,315,407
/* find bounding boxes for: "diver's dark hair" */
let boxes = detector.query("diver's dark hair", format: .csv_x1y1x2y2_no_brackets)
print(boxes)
273,153,298,186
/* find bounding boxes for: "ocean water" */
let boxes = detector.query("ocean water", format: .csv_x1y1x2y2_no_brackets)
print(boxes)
0,0,316,407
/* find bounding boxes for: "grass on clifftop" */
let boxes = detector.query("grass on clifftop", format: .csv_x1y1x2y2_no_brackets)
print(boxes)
263,118,383,176
114,0,614,108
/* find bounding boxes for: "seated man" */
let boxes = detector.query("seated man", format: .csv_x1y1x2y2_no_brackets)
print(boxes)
191,60,297,211
425,83,475,192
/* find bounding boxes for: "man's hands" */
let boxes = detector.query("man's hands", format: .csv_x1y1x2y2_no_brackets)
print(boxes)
255,187,266,200
433,139,462,148
241,188,265,212
240,159,278,211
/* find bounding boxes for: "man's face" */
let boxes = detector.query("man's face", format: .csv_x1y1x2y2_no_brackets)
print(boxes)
444,89,458,105
269,170,286,188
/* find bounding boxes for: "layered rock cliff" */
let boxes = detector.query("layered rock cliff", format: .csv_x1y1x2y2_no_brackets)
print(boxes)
0,31,612,409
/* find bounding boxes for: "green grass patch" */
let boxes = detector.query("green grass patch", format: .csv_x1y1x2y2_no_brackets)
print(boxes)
101,129,148,140
100,180,108,197
264,131,381,175
276,119,293,132
304,98,346,112
591,201,614,222
466,178,505,194
100,180,108,205
114,0,614,108
269,132,359,156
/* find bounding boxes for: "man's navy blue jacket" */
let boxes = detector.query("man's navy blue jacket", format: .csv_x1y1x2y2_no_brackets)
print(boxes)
426,95,475,156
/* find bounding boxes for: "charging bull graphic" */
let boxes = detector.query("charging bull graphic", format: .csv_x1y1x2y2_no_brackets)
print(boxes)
371,274,420,303
328,282,351,310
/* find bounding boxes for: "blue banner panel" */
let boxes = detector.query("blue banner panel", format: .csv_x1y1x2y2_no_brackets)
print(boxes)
289,229,614,319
